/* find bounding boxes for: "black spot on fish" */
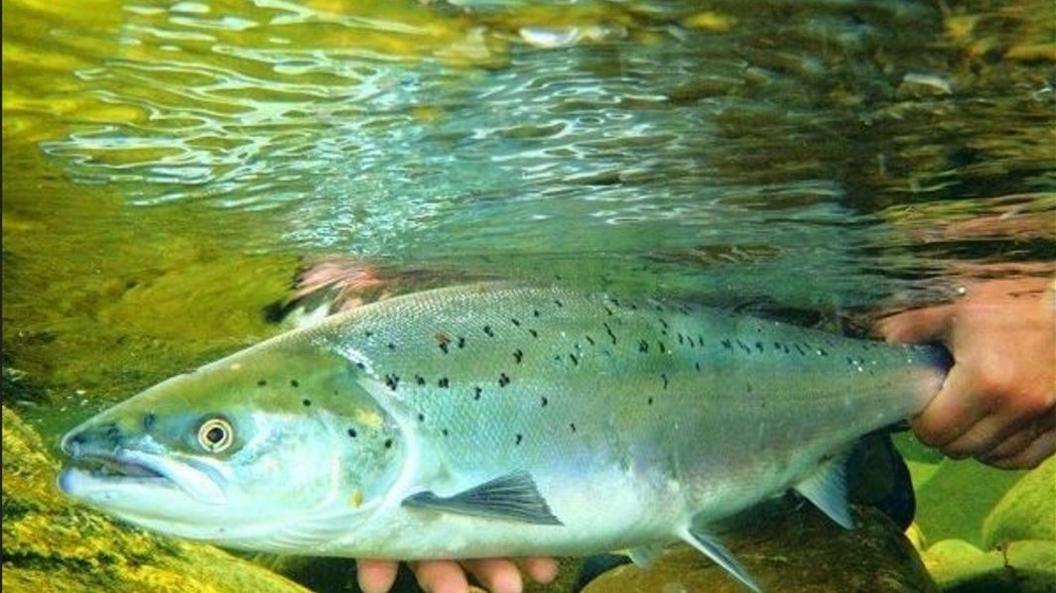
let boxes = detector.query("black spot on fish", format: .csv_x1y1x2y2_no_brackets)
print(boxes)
257,379,267,387
570,423,577,433
603,322,617,344
554,299,563,308
817,348,828,356
774,341,782,350
474,386,483,400
484,325,494,337
498,373,510,388
438,377,449,388
611,297,621,307
387,342,396,351
603,305,614,316
659,319,669,329
515,434,523,445
418,413,425,422
755,341,764,352
415,375,426,386
384,438,393,449
511,318,521,327
457,336,466,349
365,331,373,338
648,397,654,405
697,336,705,347
533,309,541,317
143,413,156,431
847,357,855,366
569,353,579,366
737,340,751,354
695,361,701,372
356,362,366,370
658,341,667,354
678,333,684,345
442,429,449,437
639,339,649,353
439,342,449,354
585,335,595,346
529,329,538,338
384,374,400,391
721,339,732,350
661,373,669,389
795,344,806,355
302,399,312,407
347,428,357,438
541,397,548,407
747,382,753,393
290,379,300,388
554,354,562,362
513,349,524,364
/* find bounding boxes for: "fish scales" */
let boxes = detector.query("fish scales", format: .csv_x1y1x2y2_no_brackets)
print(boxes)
58,283,949,590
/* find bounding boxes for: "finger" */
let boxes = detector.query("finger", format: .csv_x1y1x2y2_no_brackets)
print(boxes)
912,367,989,449
412,560,470,593
357,560,399,593
519,557,559,584
462,558,522,593
874,305,955,344
978,428,1037,463
942,412,1029,459
989,427,1056,470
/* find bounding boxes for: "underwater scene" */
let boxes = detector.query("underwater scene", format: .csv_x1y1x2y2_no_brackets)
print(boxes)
3,0,1054,592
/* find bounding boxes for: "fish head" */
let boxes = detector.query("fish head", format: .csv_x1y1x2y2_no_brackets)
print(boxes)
58,335,403,551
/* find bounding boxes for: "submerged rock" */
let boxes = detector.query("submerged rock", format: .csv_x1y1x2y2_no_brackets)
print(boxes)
582,504,938,593
923,538,1056,593
982,456,1056,547
1,406,309,593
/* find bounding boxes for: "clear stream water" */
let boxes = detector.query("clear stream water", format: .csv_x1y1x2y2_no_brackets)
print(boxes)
3,0,1054,451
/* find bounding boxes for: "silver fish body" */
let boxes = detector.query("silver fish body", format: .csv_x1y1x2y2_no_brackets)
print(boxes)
59,284,948,589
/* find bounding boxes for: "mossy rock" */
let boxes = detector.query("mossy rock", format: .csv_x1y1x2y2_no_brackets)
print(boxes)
582,505,938,593
923,538,1056,593
1,406,310,593
982,456,1056,548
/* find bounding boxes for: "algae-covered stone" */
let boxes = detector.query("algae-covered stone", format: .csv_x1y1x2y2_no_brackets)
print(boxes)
982,456,1056,548
1,406,310,593
923,538,1056,593
582,505,938,593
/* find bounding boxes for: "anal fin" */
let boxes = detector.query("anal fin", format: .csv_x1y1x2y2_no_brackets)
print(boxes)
402,471,562,525
794,451,854,529
679,526,761,593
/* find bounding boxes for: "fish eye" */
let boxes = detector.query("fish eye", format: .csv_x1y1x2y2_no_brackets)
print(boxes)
197,417,234,453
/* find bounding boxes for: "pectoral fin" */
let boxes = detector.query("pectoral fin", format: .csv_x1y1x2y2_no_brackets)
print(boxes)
627,543,664,568
794,451,853,529
402,471,562,525
679,526,760,593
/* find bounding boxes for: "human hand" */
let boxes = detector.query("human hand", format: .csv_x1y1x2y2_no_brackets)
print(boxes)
875,277,1056,469
357,557,559,593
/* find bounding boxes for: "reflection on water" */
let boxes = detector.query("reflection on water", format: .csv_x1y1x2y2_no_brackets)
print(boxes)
2,0,1055,416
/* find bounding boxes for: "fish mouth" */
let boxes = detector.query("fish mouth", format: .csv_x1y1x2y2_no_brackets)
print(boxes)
63,452,169,482
60,449,227,506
